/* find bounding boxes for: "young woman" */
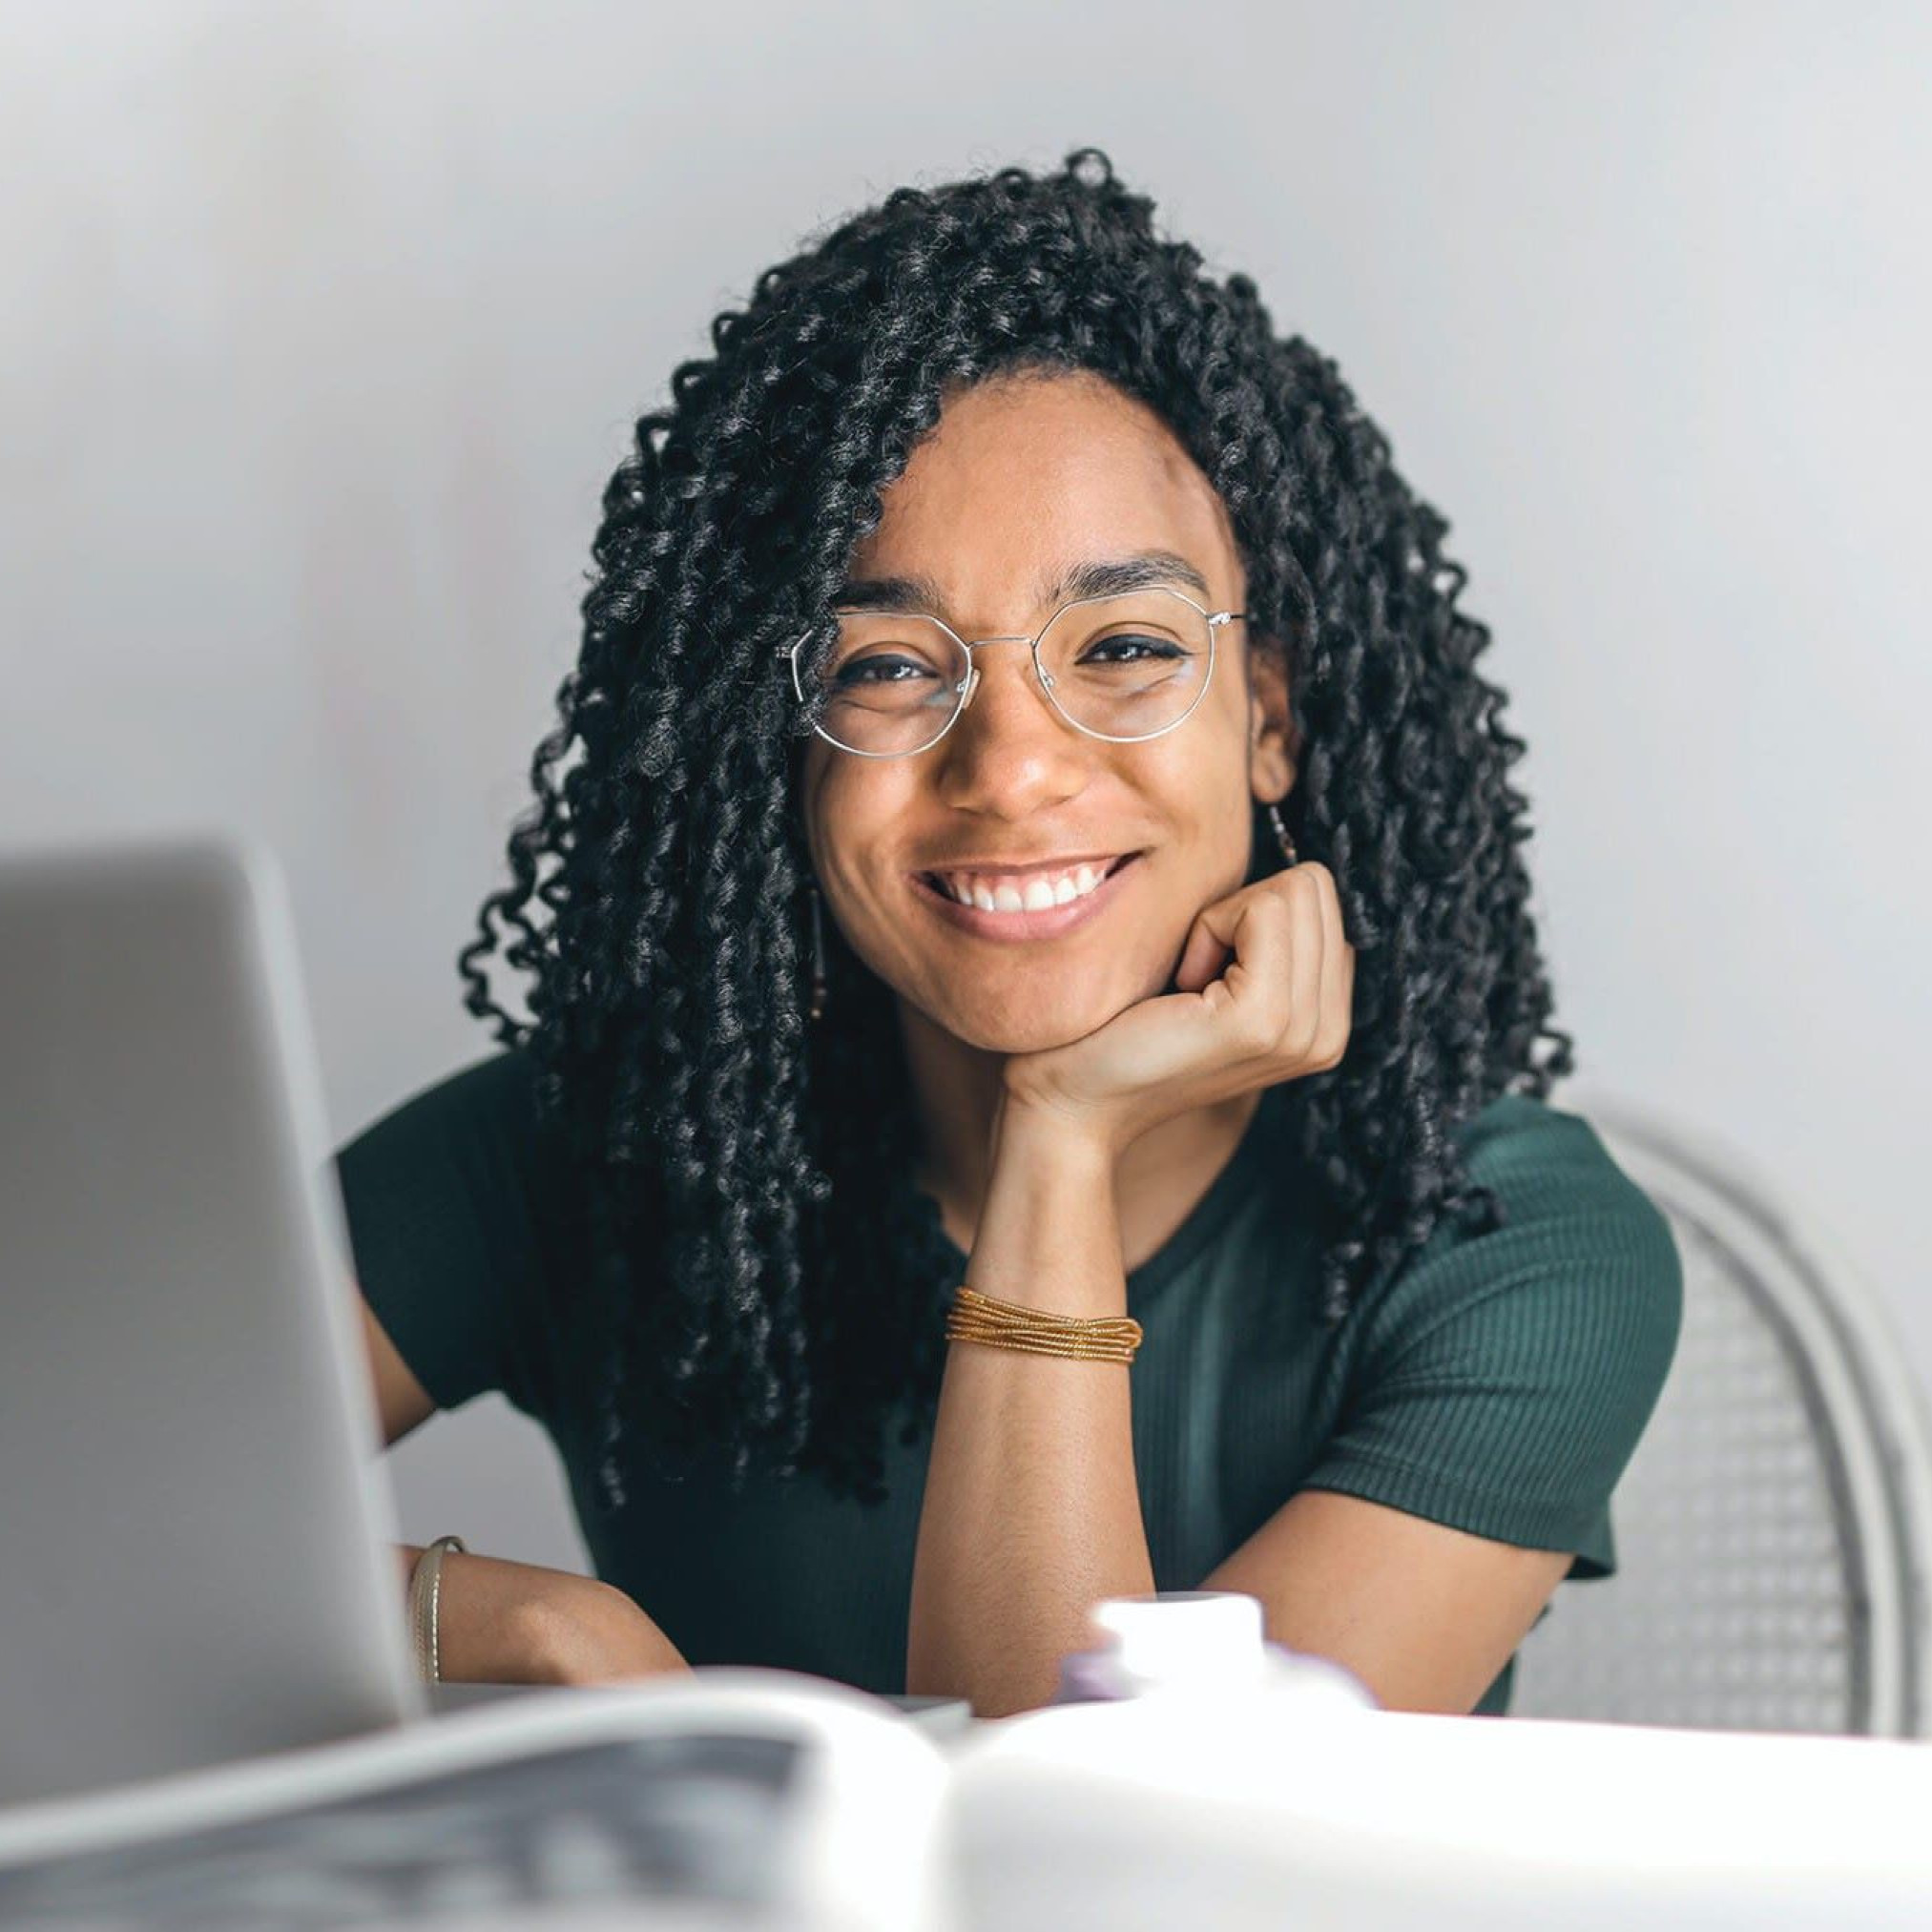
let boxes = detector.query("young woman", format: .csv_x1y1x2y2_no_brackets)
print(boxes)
337,149,1682,1719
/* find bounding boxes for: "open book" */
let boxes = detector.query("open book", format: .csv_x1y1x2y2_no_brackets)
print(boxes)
0,1672,953,1931
4,1667,1932,1930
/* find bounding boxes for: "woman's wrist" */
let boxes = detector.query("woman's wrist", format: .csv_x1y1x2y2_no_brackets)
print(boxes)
969,1091,1127,1320
991,1083,1125,1177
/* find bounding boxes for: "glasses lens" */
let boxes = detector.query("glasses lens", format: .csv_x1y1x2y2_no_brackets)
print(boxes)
1036,589,1213,740
805,613,968,755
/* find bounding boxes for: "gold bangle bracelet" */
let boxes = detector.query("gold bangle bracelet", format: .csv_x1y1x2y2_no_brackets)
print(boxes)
946,1328,1140,1362
944,1284,1143,1364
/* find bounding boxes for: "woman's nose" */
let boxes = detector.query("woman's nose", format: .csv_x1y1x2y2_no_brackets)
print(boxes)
932,641,1091,811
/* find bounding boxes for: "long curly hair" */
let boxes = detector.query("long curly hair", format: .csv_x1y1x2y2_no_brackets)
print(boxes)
458,147,1573,1512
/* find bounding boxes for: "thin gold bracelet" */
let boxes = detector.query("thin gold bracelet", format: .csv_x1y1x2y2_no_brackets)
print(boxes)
945,1283,1143,1364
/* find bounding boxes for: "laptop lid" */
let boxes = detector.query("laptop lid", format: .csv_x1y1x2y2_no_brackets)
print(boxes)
0,836,426,1808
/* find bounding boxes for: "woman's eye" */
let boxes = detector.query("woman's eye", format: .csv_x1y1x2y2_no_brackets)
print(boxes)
832,654,936,687
1080,633,1185,665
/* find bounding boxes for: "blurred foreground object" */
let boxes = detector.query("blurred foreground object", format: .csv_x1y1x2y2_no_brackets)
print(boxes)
952,1692,1932,1929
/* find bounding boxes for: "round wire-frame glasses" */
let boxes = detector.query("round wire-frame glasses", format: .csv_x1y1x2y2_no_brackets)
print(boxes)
775,586,1247,758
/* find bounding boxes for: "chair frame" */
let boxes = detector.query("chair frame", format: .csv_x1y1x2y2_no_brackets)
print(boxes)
1530,1084,1932,1736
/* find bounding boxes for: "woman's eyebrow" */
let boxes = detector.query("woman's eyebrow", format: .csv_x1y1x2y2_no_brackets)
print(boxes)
833,571,946,613
833,550,1213,616
1047,551,1212,603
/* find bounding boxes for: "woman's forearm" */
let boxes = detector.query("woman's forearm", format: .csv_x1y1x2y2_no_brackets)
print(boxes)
906,1101,1155,1716
394,1544,690,1686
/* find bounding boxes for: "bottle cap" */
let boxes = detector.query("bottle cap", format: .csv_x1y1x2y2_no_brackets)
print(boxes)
1090,1590,1267,1691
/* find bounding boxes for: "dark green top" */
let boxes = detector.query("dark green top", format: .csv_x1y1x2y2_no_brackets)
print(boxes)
334,1052,1682,1716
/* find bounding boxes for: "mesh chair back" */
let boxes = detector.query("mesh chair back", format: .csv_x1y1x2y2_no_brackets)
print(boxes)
1511,1098,1932,1735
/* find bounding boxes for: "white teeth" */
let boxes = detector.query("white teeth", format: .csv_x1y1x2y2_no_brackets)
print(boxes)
932,859,1123,912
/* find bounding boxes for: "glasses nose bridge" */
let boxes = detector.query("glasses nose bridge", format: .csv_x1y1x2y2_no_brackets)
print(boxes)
961,630,1040,675
950,626,1058,730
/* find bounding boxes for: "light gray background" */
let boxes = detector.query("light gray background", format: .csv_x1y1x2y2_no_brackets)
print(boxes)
5,1,1926,1578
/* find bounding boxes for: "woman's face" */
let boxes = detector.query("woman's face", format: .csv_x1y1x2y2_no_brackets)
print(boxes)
799,368,1295,1055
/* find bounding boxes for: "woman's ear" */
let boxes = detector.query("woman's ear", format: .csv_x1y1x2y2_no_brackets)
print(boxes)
1246,633,1298,804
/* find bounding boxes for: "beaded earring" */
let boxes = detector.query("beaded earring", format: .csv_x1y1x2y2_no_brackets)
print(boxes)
1264,800,1299,868
807,883,827,1022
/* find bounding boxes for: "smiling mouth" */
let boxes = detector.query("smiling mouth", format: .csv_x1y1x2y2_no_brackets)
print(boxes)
917,853,1137,913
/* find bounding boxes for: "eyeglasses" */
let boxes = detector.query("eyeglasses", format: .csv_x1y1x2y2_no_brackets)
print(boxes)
778,586,1244,758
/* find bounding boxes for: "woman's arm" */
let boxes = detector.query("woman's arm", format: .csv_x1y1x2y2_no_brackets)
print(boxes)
392,1543,691,1686
364,1299,689,1685
908,864,1346,1717
905,1100,1153,1717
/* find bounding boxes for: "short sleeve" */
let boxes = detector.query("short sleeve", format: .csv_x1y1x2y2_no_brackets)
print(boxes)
1299,1092,1683,1579
331,1050,571,1422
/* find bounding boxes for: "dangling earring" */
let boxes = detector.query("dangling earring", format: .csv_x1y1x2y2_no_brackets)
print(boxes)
806,883,828,1023
1264,800,1299,868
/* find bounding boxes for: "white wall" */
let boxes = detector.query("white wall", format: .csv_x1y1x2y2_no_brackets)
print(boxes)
5,0,1927,1575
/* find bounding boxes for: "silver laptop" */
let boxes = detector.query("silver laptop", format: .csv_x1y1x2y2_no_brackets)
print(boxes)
0,837,430,1808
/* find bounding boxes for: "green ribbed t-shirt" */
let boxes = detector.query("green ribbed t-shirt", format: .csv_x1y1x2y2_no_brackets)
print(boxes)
334,1052,1682,1716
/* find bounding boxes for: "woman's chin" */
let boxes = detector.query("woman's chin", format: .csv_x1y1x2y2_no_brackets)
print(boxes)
945,997,1141,1059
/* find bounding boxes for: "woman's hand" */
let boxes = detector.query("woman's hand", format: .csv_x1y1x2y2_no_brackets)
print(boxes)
523,1575,693,1687
397,1544,691,1687
1001,860,1355,1161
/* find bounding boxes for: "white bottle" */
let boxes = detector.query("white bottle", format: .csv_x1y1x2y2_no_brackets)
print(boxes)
1051,1589,1376,1708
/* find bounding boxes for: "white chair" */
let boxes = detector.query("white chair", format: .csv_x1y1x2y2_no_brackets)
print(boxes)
1510,1094,1932,1736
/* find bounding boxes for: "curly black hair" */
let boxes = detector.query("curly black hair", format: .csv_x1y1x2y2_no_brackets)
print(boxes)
457,147,1574,1513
